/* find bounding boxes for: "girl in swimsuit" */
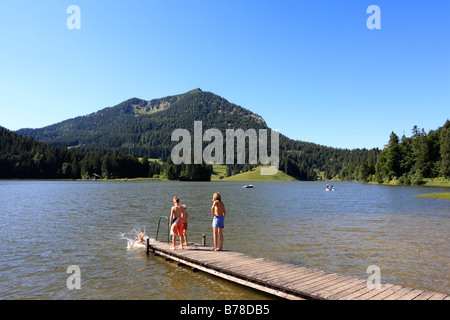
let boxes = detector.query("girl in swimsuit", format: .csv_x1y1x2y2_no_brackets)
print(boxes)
211,192,226,251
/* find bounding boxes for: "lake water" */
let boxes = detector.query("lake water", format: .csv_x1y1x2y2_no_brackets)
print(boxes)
0,180,448,299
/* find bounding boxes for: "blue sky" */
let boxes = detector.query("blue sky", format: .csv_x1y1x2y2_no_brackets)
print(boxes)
0,1,448,149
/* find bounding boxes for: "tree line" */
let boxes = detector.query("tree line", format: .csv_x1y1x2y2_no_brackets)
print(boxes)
0,126,163,180
0,123,381,182
3,119,449,182
164,156,212,181
278,135,380,181
372,120,450,184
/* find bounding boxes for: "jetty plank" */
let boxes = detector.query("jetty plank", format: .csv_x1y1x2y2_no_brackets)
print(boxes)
397,289,425,300
368,285,404,300
264,267,317,284
326,280,368,300
353,284,396,300
382,287,414,300
308,275,358,297
147,241,448,300
316,278,366,299
337,284,372,300
412,290,438,300
428,292,449,300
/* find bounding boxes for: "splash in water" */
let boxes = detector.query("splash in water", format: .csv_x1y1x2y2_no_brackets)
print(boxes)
120,228,154,249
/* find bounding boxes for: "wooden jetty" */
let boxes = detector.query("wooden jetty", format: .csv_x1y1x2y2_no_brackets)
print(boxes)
146,239,449,300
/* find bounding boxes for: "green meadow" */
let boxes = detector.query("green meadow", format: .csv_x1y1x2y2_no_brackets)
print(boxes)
213,165,298,181
416,193,450,200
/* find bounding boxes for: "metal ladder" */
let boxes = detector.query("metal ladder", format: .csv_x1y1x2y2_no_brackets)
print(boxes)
155,216,169,243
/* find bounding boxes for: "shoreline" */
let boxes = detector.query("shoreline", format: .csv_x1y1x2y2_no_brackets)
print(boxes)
2,176,449,186
416,193,450,200
367,179,450,188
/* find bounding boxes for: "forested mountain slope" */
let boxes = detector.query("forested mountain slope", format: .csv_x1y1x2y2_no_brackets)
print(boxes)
16,89,379,180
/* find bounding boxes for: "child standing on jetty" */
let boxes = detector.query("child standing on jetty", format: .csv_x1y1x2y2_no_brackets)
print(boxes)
181,205,189,246
211,192,226,251
169,196,184,250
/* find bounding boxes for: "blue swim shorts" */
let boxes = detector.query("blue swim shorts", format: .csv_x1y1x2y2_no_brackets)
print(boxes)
212,216,224,228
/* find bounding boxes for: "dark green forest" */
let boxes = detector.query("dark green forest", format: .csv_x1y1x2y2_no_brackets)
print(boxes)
15,89,380,181
3,118,449,182
373,120,450,184
6,89,449,182
0,126,163,180
0,125,213,181
164,156,211,181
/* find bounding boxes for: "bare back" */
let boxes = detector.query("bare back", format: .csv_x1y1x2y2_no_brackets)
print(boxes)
171,205,183,221
212,200,226,217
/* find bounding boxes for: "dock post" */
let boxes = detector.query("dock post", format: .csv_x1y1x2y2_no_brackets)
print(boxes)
202,234,206,245
146,238,150,255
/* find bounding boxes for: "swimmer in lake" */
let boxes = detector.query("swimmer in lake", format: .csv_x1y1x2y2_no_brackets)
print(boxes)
137,232,145,244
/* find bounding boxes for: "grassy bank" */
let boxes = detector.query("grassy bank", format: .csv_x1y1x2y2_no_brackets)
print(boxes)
80,165,298,182
210,164,229,180
422,178,450,187
218,166,298,181
416,193,450,200
368,177,450,188
115,177,169,181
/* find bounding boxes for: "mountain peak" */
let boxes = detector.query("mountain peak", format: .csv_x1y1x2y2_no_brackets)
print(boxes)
185,88,203,94
16,89,269,152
